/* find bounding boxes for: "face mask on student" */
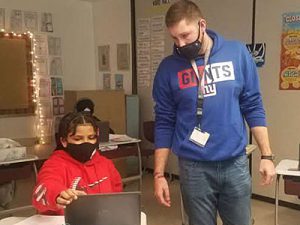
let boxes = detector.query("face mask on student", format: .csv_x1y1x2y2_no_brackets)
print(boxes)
176,23,202,60
65,142,98,163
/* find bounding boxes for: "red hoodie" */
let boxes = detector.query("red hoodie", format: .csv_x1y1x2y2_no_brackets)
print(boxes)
32,150,123,215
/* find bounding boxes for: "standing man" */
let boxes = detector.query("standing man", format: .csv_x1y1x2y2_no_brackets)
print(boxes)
152,1,275,225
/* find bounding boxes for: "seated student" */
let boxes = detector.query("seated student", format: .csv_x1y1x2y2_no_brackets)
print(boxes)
74,98,95,114
32,112,122,215
55,98,113,149
74,98,115,134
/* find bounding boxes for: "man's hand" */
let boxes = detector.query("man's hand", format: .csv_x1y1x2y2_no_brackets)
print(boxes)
56,189,87,208
259,159,276,185
154,176,171,207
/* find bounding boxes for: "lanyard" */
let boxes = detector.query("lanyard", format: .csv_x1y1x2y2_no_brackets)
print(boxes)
190,48,211,127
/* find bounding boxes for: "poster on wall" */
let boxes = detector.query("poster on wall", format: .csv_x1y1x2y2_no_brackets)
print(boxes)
52,97,64,115
115,74,124,90
246,43,266,67
0,8,5,29
103,73,111,89
36,57,48,76
98,45,110,71
23,11,38,32
48,36,61,56
137,18,151,88
35,34,48,56
153,0,170,6
51,77,63,96
279,12,300,90
39,78,51,98
151,16,165,79
117,43,130,70
41,12,53,32
49,57,63,75
10,9,22,31
39,100,52,118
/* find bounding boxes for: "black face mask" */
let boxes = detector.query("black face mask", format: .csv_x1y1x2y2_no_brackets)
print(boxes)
65,142,98,163
176,23,202,60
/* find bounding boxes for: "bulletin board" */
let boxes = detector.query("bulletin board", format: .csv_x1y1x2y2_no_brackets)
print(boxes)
0,33,34,116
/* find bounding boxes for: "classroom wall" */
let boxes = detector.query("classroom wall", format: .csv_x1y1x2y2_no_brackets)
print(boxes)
91,0,132,94
0,0,96,138
252,0,300,204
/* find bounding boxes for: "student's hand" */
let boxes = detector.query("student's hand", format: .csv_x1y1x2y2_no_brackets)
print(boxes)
154,176,171,207
259,159,276,185
56,189,87,209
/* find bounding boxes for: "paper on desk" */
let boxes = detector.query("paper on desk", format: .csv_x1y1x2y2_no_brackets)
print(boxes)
99,145,118,152
109,134,135,142
14,215,65,225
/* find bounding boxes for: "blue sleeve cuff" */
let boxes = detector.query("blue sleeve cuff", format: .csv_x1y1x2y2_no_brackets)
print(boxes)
247,118,267,128
154,133,172,149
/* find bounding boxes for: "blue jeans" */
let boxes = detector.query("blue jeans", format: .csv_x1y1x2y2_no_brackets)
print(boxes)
179,155,251,225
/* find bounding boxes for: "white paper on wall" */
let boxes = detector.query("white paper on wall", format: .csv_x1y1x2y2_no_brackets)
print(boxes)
10,9,22,31
34,34,49,56
23,11,38,32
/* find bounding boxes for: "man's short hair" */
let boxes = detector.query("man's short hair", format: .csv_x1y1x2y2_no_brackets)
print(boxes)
165,0,203,27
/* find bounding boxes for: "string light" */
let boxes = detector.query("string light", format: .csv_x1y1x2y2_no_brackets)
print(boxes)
0,29,48,144
30,33,48,144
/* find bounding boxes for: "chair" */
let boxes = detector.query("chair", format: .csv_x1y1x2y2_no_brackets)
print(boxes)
142,121,155,158
142,121,187,225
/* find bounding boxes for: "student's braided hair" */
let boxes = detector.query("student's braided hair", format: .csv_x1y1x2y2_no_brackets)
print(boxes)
58,112,98,141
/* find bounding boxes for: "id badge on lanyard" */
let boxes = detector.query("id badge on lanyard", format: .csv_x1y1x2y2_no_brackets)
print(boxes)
189,49,211,147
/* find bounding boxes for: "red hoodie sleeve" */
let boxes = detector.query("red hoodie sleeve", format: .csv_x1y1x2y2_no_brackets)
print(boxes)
32,157,67,215
108,161,123,192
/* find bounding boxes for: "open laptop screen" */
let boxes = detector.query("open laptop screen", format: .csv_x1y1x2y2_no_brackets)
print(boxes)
65,192,141,225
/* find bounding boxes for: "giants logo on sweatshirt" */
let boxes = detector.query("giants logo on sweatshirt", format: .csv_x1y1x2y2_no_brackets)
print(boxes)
177,61,235,96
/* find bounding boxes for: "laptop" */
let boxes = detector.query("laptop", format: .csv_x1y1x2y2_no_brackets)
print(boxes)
96,121,110,142
64,192,141,225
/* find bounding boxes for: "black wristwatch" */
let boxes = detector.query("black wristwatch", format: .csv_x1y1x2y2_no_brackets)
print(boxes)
261,154,275,161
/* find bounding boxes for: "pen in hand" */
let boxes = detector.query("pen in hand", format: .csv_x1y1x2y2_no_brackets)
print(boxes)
71,176,108,191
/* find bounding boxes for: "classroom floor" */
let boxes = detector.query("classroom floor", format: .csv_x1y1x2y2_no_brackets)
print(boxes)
126,173,300,225
2,172,299,225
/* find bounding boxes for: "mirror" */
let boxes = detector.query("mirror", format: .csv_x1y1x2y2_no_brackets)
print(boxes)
0,31,34,116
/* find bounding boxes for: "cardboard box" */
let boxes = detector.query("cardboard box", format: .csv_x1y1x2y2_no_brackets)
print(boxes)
64,90,126,134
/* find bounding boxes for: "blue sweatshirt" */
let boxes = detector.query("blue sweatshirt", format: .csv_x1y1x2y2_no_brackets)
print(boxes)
152,30,266,161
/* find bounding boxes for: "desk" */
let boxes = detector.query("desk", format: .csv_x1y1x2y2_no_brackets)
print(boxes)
0,142,54,217
0,155,39,217
246,144,257,155
0,154,39,178
0,212,147,225
275,159,300,225
99,137,142,190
